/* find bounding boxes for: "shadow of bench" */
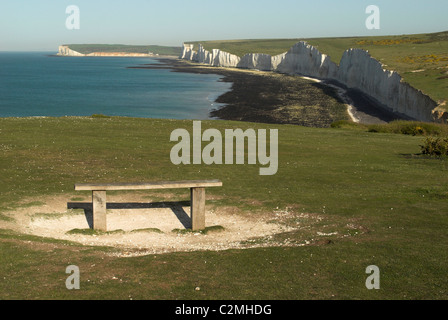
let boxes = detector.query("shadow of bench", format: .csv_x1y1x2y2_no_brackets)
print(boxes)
67,201,191,229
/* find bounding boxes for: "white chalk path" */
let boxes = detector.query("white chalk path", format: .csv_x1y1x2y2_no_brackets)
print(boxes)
301,76,360,123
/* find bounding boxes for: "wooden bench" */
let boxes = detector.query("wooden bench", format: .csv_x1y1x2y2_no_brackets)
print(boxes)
74,180,223,232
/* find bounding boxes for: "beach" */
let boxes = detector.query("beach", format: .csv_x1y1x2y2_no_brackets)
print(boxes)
132,57,403,127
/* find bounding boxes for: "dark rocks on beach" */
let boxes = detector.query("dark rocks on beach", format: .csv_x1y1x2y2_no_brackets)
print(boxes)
129,58,403,127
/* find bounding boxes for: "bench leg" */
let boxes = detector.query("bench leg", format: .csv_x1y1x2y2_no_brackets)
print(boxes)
190,187,206,231
92,191,107,232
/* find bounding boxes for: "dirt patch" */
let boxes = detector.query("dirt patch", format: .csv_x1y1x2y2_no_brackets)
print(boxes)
0,194,305,257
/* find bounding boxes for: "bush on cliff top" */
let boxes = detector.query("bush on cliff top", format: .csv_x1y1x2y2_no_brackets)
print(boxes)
367,121,446,136
421,137,448,156
332,120,448,137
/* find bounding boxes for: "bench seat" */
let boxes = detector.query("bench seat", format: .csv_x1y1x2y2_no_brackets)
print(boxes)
75,180,223,191
74,180,222,232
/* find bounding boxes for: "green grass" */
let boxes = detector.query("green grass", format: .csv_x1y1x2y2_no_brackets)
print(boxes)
19,201,46,208
0,214,14,222
130,228,164,234
70,197,85,202
66,229,126,236
0,117,447,299
172,225,225,235
67,228,167,236
32,211,83,221
188,31,448,106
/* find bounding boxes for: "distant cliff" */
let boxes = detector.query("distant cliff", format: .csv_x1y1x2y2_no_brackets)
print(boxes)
58,45,85,56
180,42,444,123
57,45,154,57
57,44,183,57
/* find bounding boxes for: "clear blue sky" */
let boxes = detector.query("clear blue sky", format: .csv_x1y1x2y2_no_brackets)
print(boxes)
1,0,447,51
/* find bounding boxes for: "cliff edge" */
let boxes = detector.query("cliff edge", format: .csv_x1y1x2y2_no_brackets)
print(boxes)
180,42,444,123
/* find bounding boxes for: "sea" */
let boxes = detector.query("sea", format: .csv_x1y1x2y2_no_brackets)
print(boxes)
0,52,231,119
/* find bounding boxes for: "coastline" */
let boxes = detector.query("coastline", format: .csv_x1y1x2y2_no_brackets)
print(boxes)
56,45,182,58
55,53,180,58
137,58,402,127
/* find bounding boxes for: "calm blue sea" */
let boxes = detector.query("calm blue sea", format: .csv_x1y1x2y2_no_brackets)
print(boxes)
0,52,231,119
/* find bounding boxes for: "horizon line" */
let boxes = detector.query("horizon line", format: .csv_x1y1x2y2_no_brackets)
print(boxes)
2,29,447,52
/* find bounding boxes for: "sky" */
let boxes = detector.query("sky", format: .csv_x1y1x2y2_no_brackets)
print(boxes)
0,0,447,51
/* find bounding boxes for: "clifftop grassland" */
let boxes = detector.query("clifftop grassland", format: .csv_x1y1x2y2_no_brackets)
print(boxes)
0,116,447,299
187,31,448,107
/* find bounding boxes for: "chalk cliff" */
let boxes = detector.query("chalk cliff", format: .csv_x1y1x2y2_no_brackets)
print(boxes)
180,42,443,122
274,42,338,79
181,44,196,60
181,44,241,68
337,49,437,121
58,45,84,56
239,53,273,71
57,45,154,57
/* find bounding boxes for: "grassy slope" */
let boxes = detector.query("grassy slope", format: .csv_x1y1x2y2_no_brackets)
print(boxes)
188,31,448,105
0,117,447,299
66,44,182,56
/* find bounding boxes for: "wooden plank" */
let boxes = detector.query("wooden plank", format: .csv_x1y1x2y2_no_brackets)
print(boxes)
191,187,206,231
75,180,222,191
92,191,107,231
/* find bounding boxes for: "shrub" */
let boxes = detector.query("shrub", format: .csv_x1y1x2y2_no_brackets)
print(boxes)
330,120,366,130
368,121,444,136
367,124,387,133
421,137,448,156
396,122,441,136
91,114,111,118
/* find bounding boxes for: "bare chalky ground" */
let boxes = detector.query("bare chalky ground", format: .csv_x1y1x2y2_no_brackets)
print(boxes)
1,194,308,257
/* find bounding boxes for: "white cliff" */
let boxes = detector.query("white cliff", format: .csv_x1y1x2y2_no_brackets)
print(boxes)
181,44,240,67
337,49,437,121
213,49,240,68
57,45,84,56
274,42,338,80
179,42,442,122
58,45,154,57
238,53,273,71
181,44,196,60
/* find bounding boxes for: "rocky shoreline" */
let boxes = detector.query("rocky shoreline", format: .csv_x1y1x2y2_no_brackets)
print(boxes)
130,58,402,127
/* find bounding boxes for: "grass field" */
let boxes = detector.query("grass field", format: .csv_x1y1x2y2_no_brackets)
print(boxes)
187,31,448,107
0,116,447,299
